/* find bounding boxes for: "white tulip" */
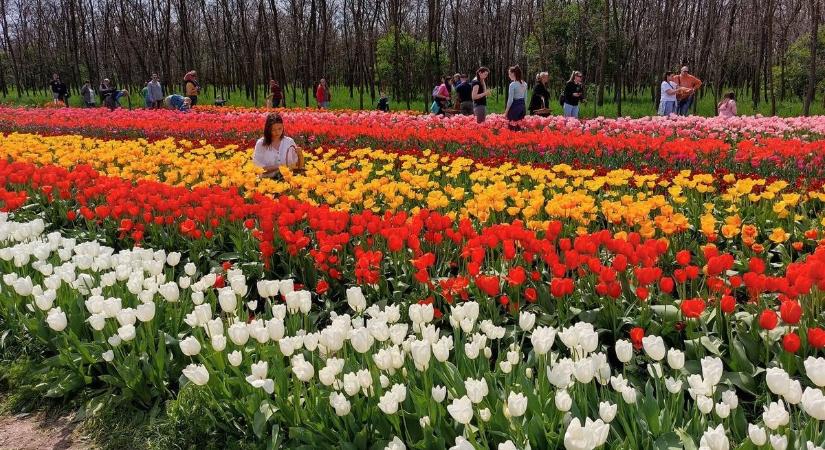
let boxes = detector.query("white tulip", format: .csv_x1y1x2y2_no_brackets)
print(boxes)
507,391,528,417
770,434,787,450
350,327,374,354
211,335,226,352
801,387,825,420
722,390,739,410
117,324,136,341
431,385,447,403
766,367,791,396
642,335,666,361
615,339,633,363
519,311,536,331
228,323,249,346
715,401,730,419
805,357,825,387
700,356,723,387
555,389,573,412
179,336,202,356
697,395,713,414
531,326,557,355
599,401,617,423
498,441,517,450
158,281,180,302
667,348,685,370
102,350,114,362
762,400,790,430
135,302,156,322
46,307,68,331
228,350,242,367
330,392,351,417
748,424,767,446
447,396,473,424
378,391,399,415
699,424,729,450
784,379,802,405
182,364,209,386
464,378,488,404
410,339,431,371
346,286,367,312
217,287,237,313
449,437,475,450
621,386,637,404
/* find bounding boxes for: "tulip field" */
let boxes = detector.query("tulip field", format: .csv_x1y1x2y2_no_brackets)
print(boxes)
3,106,825,450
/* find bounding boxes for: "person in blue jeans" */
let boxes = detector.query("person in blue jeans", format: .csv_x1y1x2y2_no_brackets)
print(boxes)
563,71,584,118
163,94,192,111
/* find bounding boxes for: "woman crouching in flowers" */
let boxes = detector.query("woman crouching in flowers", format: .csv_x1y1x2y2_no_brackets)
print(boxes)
253,112,304,179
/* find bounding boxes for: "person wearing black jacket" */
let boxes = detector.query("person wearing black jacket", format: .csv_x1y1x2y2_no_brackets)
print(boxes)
49,73,68,106
529,72,551,116
562,71,584,118
454,74,473,115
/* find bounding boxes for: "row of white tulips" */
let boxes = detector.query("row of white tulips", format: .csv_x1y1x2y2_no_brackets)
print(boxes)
1,213,825,449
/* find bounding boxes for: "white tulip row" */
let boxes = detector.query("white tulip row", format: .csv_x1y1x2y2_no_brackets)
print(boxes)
1,212,825,450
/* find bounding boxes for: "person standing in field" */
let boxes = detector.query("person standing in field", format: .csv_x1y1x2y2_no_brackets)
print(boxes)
455,73,473,115
269,80,284,108
141,82,151,108
717,92,737,118
49,73,68,106
184,71,200,106
562,71,584,118
471,67,490,123
529,71,551,116
658,71,679,116
676,66,702,116
316,78,331,109
504,65,528,130
148,73,164,109
80,80,95,107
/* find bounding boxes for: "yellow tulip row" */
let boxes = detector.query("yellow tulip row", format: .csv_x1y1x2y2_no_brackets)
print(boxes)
2,132,823,241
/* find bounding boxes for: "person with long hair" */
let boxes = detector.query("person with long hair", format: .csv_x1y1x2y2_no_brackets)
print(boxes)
471,67,490,123
529,71,551,116
658,71,678,116
562,71,584,118
430,76,452,115
717,92,737,118
504,65,528,130
253,113,305,179
184,71,200,106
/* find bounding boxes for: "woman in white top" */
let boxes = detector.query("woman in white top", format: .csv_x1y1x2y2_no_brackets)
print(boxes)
658,71,679,116
252,113,305,178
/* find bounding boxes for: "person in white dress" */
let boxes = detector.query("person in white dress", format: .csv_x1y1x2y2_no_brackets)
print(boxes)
252,113,305,179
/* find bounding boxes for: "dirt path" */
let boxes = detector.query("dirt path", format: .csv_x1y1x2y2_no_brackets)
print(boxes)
0,412,92,450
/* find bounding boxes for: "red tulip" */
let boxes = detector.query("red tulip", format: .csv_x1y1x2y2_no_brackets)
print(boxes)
782,333,801,353
680,298,706,319
758,309,778,330
779,300,802,325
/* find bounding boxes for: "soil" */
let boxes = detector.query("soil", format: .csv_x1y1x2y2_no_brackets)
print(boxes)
0,412,92,450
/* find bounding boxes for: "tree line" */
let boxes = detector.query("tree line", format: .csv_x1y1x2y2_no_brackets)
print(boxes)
0,0,822,114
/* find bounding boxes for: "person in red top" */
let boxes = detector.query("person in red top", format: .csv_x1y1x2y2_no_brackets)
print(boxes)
316,78,330,109
267,80,284,108
676,66,702,116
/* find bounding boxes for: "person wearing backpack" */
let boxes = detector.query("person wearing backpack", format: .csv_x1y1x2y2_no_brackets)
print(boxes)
471,67,490,123
562,71,584,118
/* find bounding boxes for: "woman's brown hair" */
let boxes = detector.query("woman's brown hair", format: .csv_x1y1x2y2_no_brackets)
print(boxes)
509,65,523,82
263,113,285,145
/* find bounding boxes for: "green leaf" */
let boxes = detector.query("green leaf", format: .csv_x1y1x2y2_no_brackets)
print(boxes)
653,432,682,450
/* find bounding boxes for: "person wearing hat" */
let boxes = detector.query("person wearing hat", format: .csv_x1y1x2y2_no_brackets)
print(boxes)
455,74,473,115
676,66,702,116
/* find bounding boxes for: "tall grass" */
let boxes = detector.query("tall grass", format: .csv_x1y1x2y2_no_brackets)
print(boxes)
1,84,822,118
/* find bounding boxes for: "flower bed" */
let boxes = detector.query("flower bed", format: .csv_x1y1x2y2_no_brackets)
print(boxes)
2,108,825,449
